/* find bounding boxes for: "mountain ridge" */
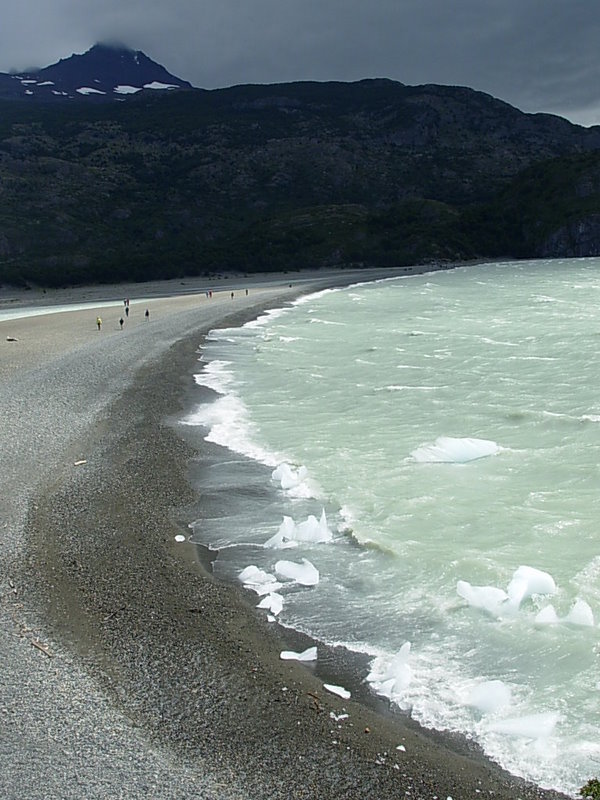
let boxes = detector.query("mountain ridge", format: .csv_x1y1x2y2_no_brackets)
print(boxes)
1,46,600,286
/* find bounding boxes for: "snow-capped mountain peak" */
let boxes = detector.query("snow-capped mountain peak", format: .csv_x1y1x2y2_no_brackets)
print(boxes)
0,43,192,102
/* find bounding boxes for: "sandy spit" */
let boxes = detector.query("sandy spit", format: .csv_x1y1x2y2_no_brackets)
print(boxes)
0,268,565,800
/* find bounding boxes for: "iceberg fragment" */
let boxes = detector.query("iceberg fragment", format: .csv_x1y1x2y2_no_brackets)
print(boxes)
534,605,559,625
238,565,281,595
506,566,557,609
257,592,284,616
264,510,333,548
272,462,308,490
467,680,512,714
489,711,559,740
456,580,508,617
410,436,500,463
280,646,317,661
564,598,594,627
324,683,351,699
275,558,319,586
367,642,412,703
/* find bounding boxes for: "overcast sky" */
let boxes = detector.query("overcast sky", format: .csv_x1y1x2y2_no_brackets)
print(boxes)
3,1,600,126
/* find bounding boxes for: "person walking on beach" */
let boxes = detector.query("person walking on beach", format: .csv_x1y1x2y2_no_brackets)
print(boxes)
145,308,150,321
119,317,124,329
96,316,102,331
125,305,129,317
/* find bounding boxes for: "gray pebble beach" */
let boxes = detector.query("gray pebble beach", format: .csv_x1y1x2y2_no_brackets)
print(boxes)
0,273,567,800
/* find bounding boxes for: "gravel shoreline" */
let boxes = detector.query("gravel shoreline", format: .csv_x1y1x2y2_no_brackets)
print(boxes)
1,271,567,800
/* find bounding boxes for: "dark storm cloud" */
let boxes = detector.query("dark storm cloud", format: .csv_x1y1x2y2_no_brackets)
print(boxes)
2,1,600,124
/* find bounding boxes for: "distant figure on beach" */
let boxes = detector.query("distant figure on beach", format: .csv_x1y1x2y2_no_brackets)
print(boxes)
123,299,127,307
125,306,129,317
119,317,124,329
96,317,102,331
245,288,248,296
231,292,234,299
145,308,150,321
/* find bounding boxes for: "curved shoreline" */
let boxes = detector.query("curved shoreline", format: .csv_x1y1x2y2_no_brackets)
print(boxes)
0,269,566,800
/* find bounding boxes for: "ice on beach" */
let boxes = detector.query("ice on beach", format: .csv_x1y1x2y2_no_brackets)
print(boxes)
257,592,284,616
264,510,333,548
488,711,559,741
367,642,412,704
456,581,508,618
467,680,512,714
324,683,351,699
280,646,317,662
410,436,500,463
271,462,308,490
174,534,186,542
275,558,319,586
506,566,557,608
238,565,281,595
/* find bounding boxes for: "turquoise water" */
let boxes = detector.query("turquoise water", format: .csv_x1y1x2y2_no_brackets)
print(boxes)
184,259,600,795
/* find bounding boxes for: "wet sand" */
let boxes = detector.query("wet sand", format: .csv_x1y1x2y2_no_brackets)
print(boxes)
0,269,566,799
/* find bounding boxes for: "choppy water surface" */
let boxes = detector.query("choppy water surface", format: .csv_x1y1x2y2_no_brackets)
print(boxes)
184,259,600,795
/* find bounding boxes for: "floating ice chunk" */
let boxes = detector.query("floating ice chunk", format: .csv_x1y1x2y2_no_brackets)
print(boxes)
275,558,319,586
257,592,284,616
489,711,559,740
324,683,351,699
410,436,500,463
506,565,557,609
456,580,508,617
238,565,281,595
295,509,332,543
534,604,559,625
174,534,186,542
265,510,333,548
367,642,412,702
280,646,317,661
272,462,308,490
467,680,512,714
565,598,594,627
264,516,297,549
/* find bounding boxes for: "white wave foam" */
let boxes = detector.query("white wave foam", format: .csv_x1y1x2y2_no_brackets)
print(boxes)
411,436,501,463
182,394,282,467
193,359,234,393
488,711,559,741
244,306,290,329
467,680,512,714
